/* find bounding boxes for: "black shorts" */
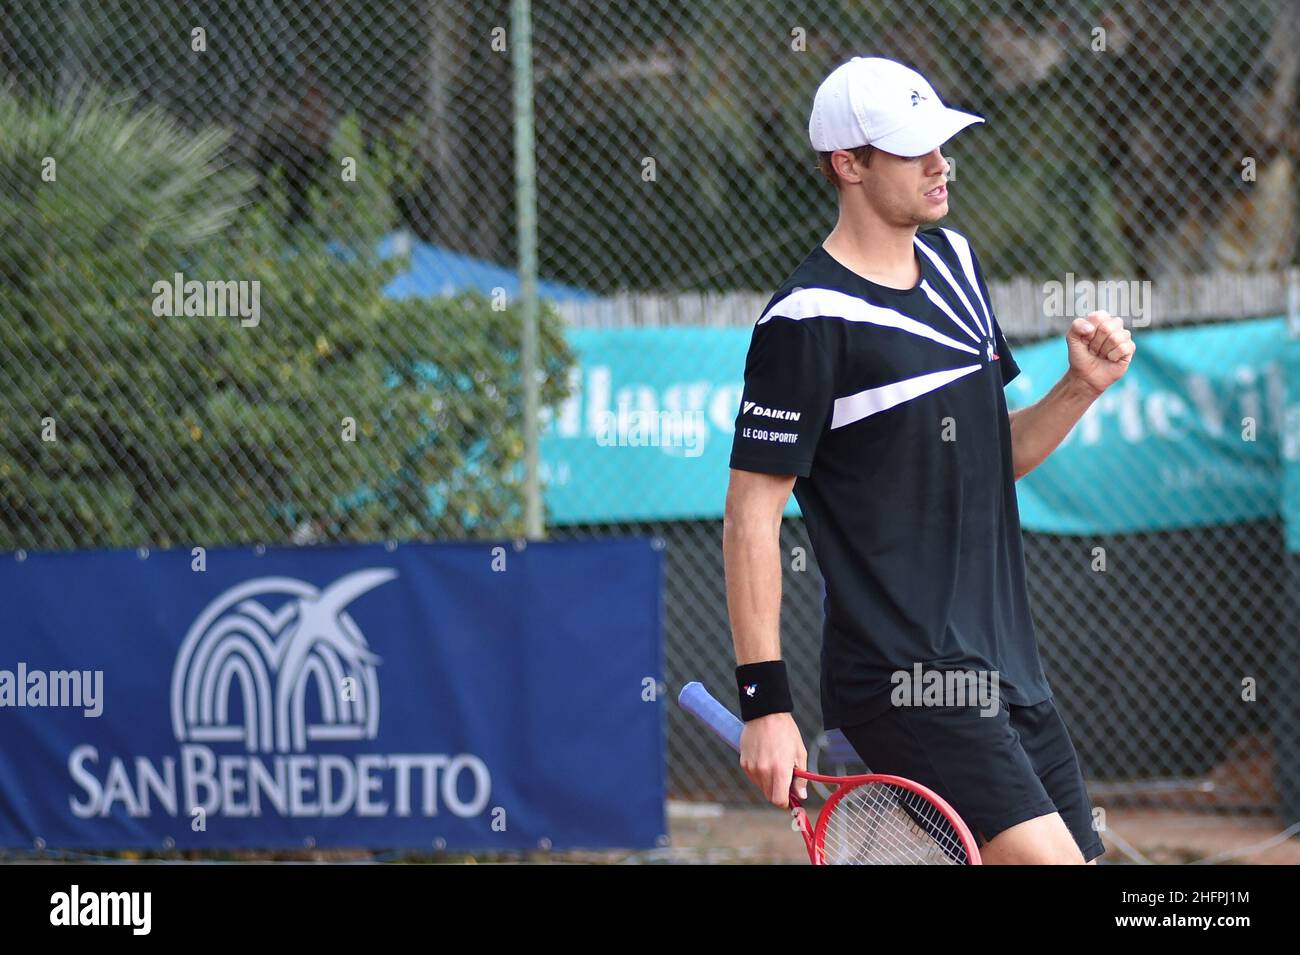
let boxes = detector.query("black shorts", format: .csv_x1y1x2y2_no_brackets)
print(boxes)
839,697,1105,862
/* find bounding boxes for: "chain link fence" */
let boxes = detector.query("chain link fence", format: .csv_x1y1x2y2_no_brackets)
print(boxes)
3,0,1299,854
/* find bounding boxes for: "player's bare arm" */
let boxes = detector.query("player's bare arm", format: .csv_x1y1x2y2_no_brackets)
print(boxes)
1007,311,1136,479
722,468,808,807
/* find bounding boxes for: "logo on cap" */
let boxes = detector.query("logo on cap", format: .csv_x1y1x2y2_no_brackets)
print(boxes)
910,89,929,107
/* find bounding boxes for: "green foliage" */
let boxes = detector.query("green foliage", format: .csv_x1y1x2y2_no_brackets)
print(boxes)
534,0,1280,288
0,91,572,550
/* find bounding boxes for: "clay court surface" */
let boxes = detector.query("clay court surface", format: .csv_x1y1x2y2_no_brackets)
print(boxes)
647,803,1300,865
8,805,1295,864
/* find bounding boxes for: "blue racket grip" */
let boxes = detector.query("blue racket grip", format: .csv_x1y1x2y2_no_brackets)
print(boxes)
678,681,744,752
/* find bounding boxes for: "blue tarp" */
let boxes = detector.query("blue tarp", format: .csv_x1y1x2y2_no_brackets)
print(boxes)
378,232,594,303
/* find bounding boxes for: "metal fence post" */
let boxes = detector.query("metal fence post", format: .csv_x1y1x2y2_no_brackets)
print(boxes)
511,0,542,539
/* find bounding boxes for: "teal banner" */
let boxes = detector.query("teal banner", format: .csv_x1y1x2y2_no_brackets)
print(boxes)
541,328,762,523
1007,318,1282,535
1283,319,1300,552
542,319,1287,535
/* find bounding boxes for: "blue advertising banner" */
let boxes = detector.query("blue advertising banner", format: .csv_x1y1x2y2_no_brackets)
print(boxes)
0,539,665,851
543,319,1286,534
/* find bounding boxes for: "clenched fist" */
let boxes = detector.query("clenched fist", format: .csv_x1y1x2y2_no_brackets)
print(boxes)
1066,310,1135,395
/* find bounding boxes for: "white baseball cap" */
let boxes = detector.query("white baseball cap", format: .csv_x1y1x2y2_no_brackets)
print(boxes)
809,57,984,156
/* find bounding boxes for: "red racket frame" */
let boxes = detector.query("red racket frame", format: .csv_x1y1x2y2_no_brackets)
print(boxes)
787,767,982,865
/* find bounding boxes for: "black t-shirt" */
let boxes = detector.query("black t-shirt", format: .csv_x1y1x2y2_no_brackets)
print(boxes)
729,227,1052,730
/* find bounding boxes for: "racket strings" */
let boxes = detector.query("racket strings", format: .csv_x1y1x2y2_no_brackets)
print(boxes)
820,781,969,864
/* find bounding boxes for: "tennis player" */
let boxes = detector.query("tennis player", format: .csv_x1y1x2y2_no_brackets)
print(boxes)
724,57,1134,864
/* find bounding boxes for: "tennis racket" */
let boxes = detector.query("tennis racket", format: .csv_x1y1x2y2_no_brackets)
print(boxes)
679,681,981,865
